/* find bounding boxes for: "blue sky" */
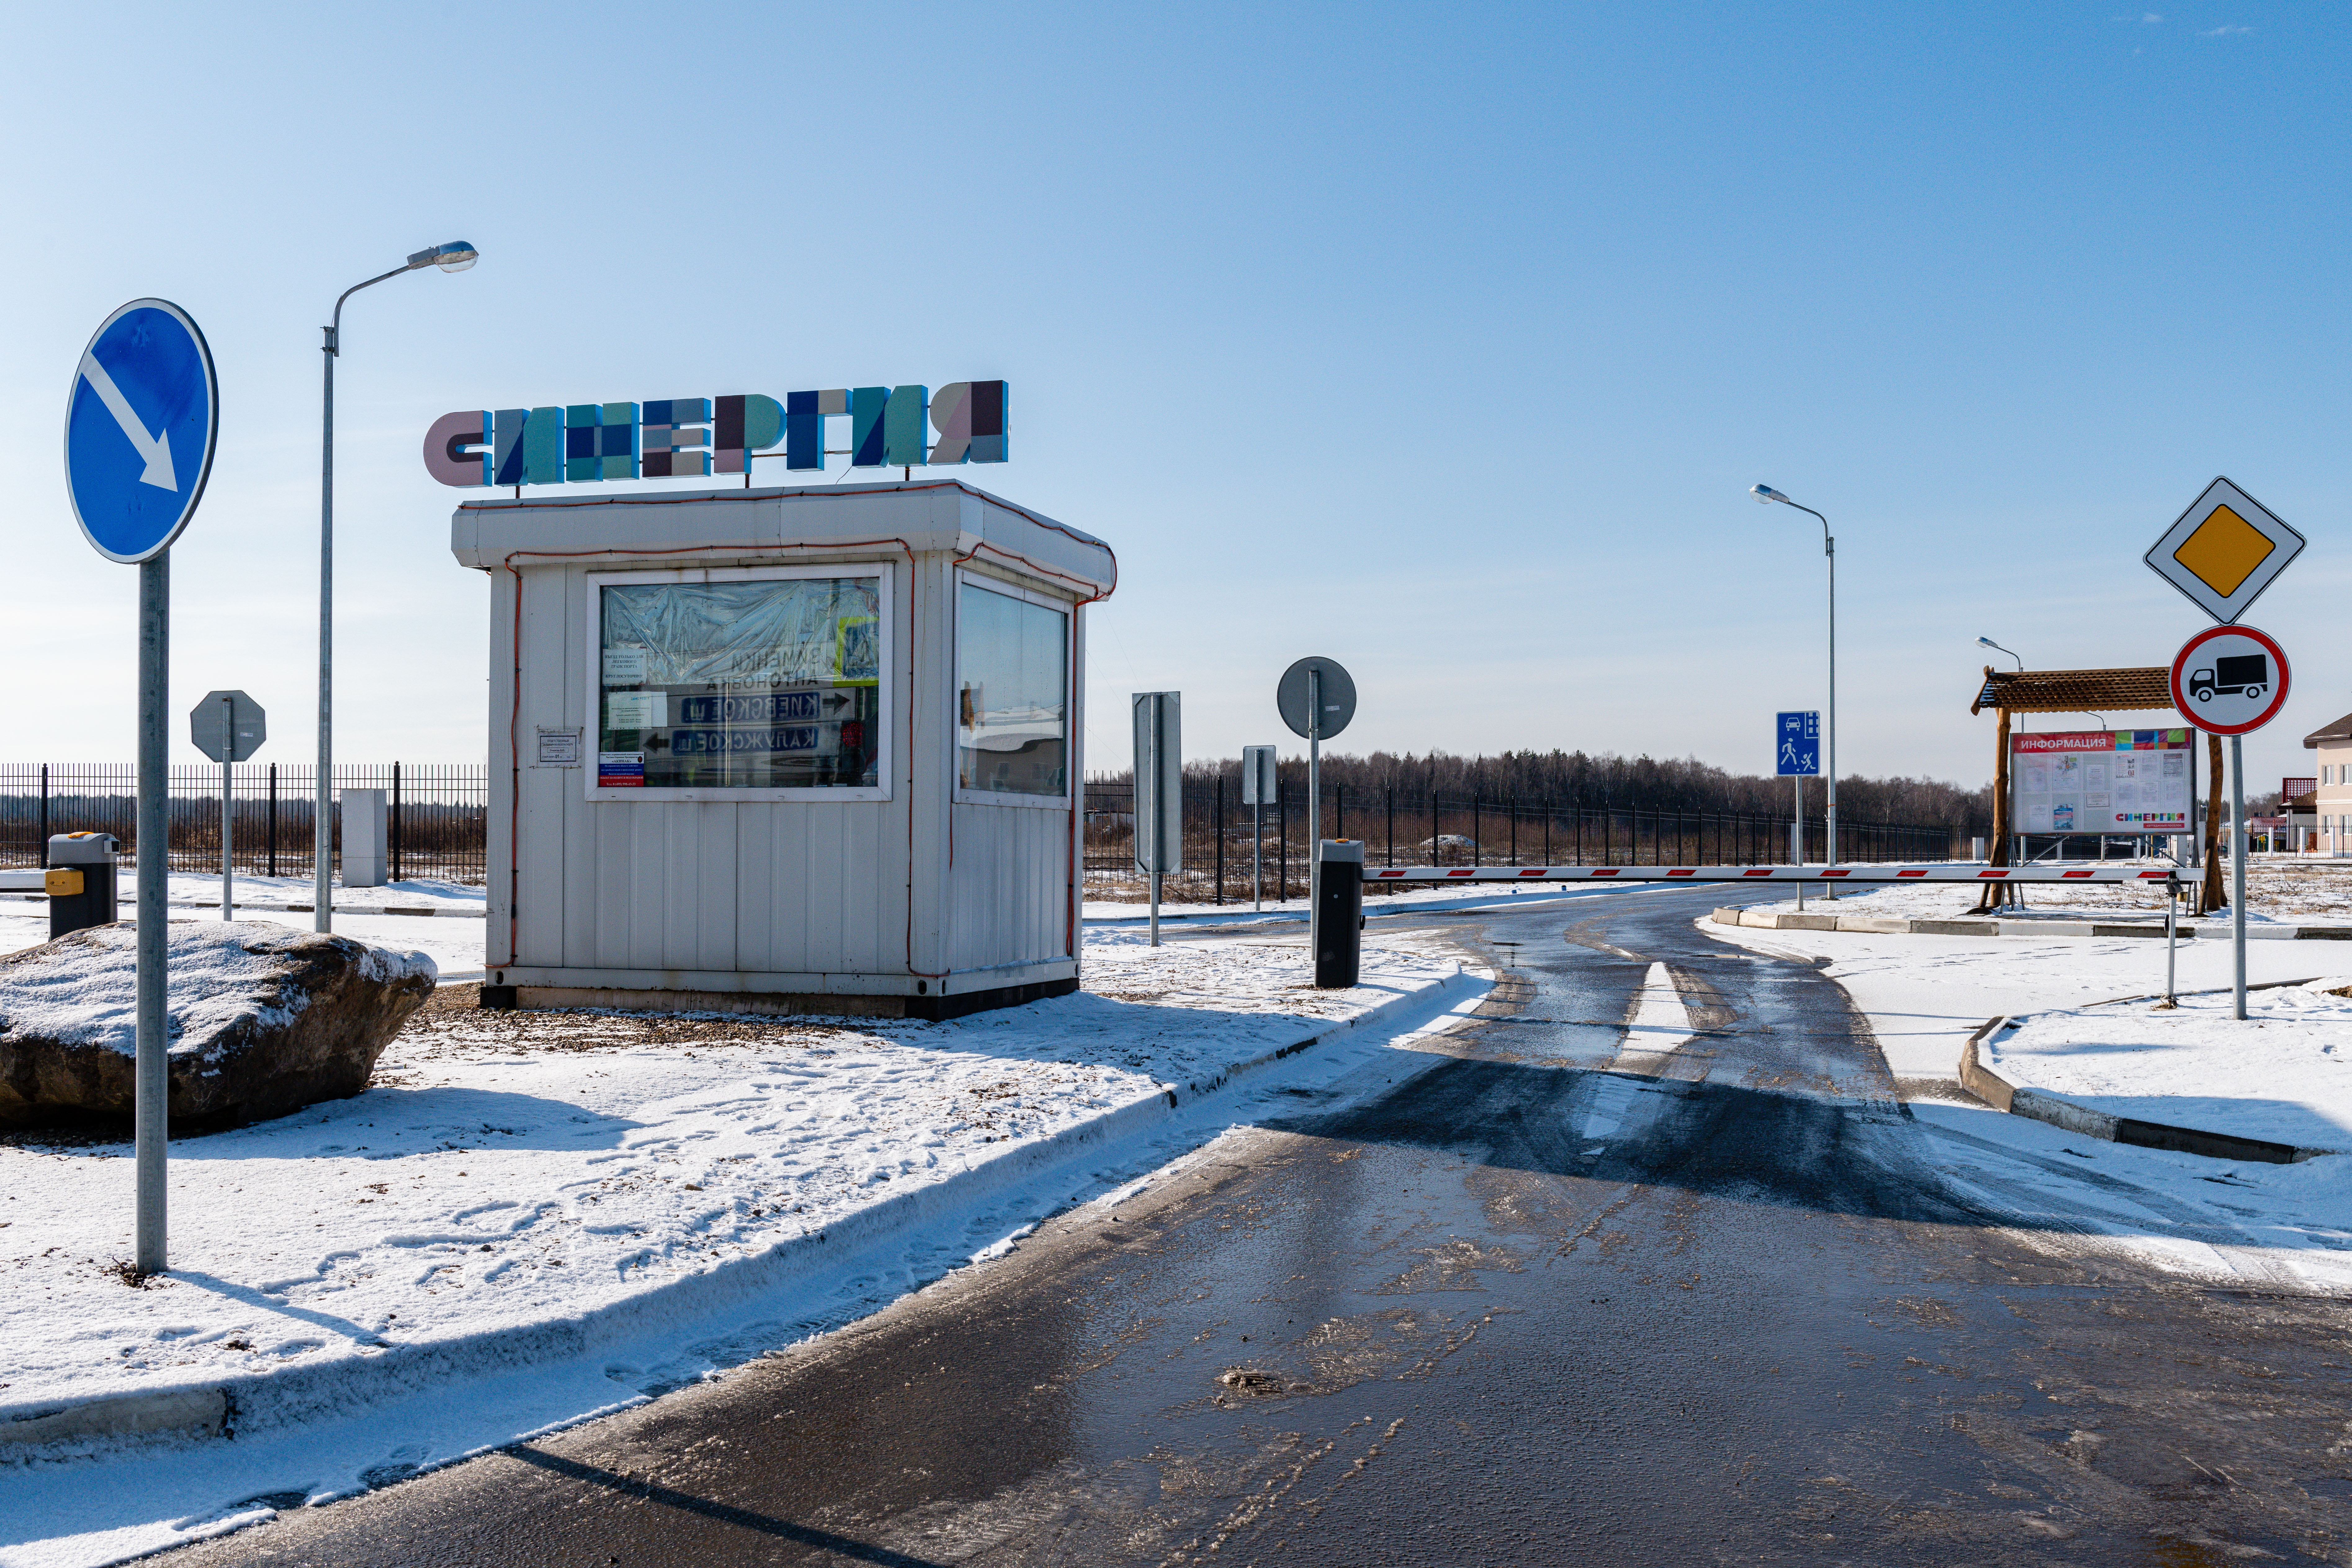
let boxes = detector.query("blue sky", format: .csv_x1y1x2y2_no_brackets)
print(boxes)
3,2,2345,797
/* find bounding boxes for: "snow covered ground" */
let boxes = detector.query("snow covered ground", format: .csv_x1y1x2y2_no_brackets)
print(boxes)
1700,910,2352,1294
33,872,488,916
1738,861,2352,925
0,924,1472,1568
1983,983,2352,1151
0,893,488,988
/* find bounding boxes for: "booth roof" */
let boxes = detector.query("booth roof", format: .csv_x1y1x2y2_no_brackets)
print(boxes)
1970,665,2174,717
450,478,1116,600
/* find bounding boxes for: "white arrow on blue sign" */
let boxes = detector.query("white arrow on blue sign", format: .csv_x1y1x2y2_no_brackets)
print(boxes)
64,299,218,564
1776,710,1820,777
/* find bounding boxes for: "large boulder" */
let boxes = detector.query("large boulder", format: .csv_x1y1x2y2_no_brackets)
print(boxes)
0,921,437,1127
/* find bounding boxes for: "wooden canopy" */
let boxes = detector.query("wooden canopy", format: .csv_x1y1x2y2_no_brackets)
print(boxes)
1969,663,2220,913
1970,665,2174,717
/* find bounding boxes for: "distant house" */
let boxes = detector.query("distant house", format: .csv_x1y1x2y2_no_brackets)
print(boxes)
2301,713,2352,854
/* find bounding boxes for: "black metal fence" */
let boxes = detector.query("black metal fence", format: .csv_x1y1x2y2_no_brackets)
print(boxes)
0,764,1961,900
0,764,487,885
1084,779,1961,902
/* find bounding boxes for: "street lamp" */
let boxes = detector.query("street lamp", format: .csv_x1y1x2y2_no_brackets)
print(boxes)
1977,635,2023,671
316,241,479,931
1753,483,1837,870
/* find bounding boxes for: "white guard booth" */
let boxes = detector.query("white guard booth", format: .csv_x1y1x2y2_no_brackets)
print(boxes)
450,481,1116,1018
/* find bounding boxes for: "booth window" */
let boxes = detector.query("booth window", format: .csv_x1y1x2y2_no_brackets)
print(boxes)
956,581,1068,798
597,575,882,791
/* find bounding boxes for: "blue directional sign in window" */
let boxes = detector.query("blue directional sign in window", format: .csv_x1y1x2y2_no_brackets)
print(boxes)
1776,710,1820,777
64,299,218,564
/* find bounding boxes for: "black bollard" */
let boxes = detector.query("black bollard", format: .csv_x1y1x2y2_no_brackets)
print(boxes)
1312,839,1363,988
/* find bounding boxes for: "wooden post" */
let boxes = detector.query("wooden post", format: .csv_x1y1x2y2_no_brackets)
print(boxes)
1975,702,2014,913
2201,729,2228,914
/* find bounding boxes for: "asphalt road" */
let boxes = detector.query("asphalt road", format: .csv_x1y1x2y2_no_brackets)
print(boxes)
174,889,2352,1565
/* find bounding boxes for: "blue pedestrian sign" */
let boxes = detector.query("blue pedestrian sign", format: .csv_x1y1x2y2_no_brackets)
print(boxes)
1776,710,1820,776
64,299,218,564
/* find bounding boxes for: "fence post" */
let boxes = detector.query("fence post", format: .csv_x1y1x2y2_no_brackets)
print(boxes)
1509,796,1517,864
1471,797,1481,866
1214,778,1224,906
37,766,48,869
1279,780,1289,900
267,765,277,878
1386,788,1394,867
391,762,402,884
1336,784,1345,841
1431,792,1439,867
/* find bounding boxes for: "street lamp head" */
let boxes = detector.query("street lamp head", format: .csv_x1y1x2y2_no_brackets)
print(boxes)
1751,483,1791,505
1977,637,1999,649
405,241,480,273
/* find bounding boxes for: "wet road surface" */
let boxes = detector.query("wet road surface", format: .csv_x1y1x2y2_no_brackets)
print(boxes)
175,889,2352,1564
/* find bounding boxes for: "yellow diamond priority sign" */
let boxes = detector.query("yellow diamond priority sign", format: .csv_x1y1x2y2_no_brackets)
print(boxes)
2145,476,2303,624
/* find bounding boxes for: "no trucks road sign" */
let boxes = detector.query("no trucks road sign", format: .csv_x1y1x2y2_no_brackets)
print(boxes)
2171,624,2290,737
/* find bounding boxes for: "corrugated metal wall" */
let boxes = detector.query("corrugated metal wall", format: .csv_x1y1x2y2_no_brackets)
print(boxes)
491,547,1081,993
947,802,1071,972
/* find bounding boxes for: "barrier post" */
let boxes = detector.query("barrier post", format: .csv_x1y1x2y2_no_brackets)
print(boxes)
47,832,119,939
1313,840,1363,988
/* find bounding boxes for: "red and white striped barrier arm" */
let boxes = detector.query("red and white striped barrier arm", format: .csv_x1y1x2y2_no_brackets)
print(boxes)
1363,864,2180,884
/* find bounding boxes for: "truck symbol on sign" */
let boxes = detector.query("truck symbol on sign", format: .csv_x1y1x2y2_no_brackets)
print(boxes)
2191,654,2268,705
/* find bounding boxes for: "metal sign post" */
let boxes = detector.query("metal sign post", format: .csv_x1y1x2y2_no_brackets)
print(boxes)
2231,738,2246,1017
2153,471,2302,1023
190,690,266,920
1132,693,1182,945
1242,746,1276,912
217,697,230,916
1278,657,1355,933
65,299,219,1279
1776,711,1819,910
2170,625,2291,1020
1308,668,1322,855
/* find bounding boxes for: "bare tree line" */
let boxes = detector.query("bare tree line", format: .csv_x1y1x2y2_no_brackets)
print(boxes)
1103,748,1995,832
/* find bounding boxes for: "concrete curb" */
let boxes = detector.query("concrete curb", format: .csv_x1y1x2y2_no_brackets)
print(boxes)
1957,1015,2336,1165
0,962,1486,1456
1709,907,2352,942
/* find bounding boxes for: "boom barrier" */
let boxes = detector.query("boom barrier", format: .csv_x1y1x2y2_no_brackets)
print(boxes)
1328,858,2186,1005
1363,864,2178,885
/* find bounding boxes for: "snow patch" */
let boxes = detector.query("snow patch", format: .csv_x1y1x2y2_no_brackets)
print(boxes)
0,923,434,1060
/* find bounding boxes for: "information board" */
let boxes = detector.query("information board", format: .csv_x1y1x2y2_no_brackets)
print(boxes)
2012,729,2192,835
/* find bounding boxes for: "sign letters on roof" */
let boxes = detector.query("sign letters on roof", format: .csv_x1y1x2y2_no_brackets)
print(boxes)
424,380,1007,488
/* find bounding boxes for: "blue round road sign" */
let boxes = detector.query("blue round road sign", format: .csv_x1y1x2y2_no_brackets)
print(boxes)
64,299,217,564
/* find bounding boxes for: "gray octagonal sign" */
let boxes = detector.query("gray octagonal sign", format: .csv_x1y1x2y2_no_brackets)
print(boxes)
190,689,266,763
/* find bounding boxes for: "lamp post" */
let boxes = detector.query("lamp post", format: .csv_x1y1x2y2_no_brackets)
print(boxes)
316,241,478,931
1753,484,1836,871
1977,635,2023,671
